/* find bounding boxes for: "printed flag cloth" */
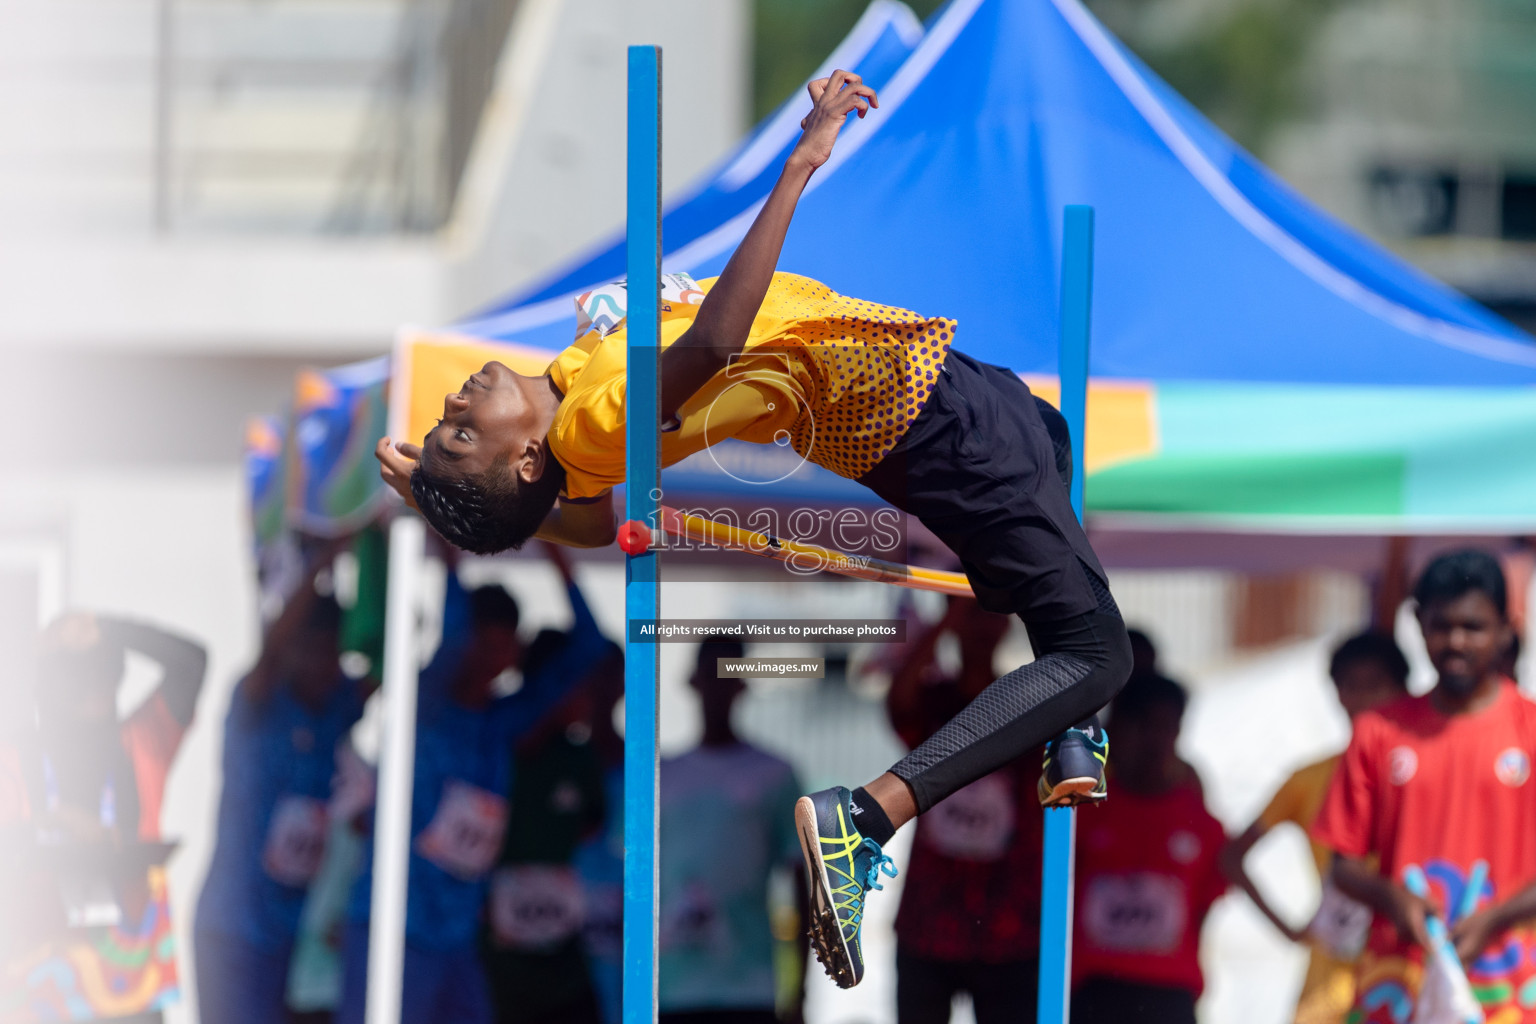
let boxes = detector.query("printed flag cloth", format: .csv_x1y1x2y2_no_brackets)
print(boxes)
573,273,705,340
290,356,392,537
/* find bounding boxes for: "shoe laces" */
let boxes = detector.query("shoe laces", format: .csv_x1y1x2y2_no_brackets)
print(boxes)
860,838,898,893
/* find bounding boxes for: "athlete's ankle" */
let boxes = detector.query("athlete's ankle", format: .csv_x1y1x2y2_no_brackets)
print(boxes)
859,771,918,833
850,787,897,846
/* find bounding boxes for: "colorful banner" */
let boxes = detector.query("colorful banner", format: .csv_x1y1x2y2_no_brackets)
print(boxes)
290,356,392,536
1,868,179,1022
244,414,288,554
388,329,557,446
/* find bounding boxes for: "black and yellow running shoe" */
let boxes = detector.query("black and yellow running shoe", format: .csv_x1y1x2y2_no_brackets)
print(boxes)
1038,723,1110,807
795,786,898,989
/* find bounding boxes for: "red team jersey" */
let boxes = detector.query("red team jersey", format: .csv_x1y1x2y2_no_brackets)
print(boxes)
1312,680,1536,1024
1072,784,1227,996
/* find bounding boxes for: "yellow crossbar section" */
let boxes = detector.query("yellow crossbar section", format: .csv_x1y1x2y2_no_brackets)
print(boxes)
658,506,974,598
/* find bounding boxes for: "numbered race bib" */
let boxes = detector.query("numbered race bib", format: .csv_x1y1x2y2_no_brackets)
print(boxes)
489,864,587,949
1082,873,1188,954
582,881,623,962
414,780,508,880
921,772,1015,861
1307,880,1372,960
263,795,328,887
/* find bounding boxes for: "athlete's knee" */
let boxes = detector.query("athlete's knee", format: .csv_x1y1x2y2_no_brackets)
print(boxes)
1099,616,1133,696
1080,614,1132,712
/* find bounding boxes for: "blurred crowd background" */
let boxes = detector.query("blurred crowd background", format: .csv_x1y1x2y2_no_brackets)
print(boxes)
2,0,1535,1022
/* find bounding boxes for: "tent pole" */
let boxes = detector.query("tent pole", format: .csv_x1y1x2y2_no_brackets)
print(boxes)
623,43,662,1024
1038,204,1095,1024
364,514,425,1024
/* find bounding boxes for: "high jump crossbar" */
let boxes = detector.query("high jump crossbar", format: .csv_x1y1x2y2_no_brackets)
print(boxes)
656,505,975,598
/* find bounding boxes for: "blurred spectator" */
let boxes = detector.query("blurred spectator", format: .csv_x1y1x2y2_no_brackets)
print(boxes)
1127,628,1158,680
1498,633,1522,684
1125,628,1201,793
1314,550,1536,1023
480,632,614,1024
336,544,605,1024
1071,673,1226,1024
658,636,807,1024
33,611,207,844
1220,631,1409,1024
572,646,626,1024
886,597,1043,1024
287,743,373,1024
194,544,371,1024
8,610,207,1021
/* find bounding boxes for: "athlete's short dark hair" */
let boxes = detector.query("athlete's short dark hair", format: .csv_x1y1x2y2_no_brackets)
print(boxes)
1413,549,1507,618
1329,631,1409,689
468,584,520,632
696,633,745,680
1111,671,1187,724
521,627,566,680
305,594,344,635
411,451,565,555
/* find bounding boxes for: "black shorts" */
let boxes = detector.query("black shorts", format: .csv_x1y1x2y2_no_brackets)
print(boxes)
857,349,1110,623
1071,978,1197,1024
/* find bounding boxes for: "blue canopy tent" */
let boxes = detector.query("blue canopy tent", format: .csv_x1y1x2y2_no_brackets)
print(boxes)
660,0,1535,386
447,0,1536,536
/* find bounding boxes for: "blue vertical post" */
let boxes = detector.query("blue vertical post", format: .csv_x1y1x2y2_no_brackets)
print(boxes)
624,44,662,1024
1038,204,1094,1024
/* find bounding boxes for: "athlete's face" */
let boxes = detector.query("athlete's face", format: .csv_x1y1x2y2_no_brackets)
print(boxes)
421,361,549,483
1331,660,1404,720
1111,703,1182,788
284,622,342,705
1418,590,1512,696
692,664,746,716
454,622,522,704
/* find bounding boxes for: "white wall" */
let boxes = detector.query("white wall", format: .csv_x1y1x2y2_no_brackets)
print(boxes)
444,0,752,315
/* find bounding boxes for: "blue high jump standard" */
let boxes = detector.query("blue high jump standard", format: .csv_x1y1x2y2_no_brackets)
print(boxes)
623,44,663,1024
1038,204,1095,1024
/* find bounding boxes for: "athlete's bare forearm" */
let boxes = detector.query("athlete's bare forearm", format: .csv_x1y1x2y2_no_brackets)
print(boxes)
659,70,876,424
660,158,814,422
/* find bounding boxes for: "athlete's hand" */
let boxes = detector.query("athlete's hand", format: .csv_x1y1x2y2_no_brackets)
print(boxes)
375,436,422,510
791,69,877,172
1451,906,1501,963
43,611,101,651
1385,885,1436,951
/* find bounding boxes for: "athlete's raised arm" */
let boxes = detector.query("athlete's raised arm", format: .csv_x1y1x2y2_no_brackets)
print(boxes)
659,70,876,424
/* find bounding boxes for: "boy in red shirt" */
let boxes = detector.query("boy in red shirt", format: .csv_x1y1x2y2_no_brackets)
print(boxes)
886,598,1044,1024
1313,550,1536,1023
1072,673,1227,1024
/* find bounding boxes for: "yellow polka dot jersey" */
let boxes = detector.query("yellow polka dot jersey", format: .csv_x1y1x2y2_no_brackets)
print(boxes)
545,272,956,499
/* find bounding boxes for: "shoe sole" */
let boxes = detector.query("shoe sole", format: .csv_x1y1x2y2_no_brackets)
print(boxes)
1038,775,1107,808
795,795,859,989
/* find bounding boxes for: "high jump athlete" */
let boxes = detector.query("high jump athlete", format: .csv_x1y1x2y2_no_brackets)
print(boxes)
375,70,1132,989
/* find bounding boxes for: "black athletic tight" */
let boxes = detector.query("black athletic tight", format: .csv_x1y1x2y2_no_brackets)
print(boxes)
889,560,1131,814
855,351,1134,815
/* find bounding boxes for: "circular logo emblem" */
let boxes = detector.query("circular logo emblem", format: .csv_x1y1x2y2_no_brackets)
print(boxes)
1496,748,1531,788
1167,830,1202,865
1388,746,1418,786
